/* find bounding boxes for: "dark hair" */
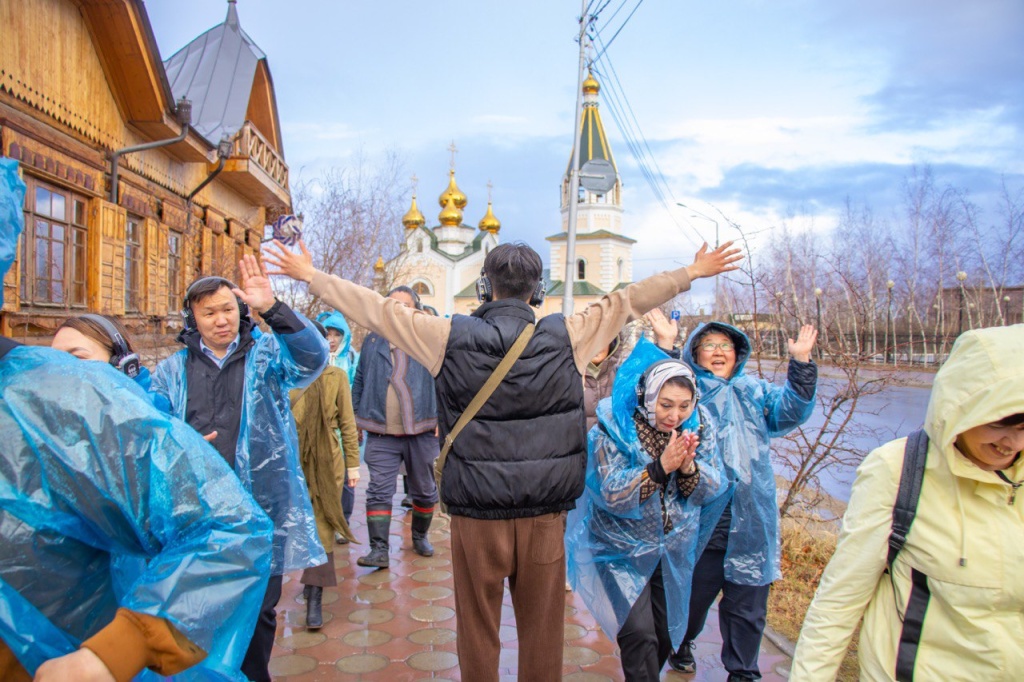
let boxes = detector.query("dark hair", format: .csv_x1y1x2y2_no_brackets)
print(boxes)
57,315,135,356
387,285,421,309
662,375,696,398
483,242,543,301
992,413,1024,427
186,277,237,308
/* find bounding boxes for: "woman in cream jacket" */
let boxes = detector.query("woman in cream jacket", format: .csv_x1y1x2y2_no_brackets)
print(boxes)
791,325,1024,681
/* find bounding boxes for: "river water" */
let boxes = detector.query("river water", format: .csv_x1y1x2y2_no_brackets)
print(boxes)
771,373,933,503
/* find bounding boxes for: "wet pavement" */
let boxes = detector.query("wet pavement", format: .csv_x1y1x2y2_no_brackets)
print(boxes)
269,480,791,681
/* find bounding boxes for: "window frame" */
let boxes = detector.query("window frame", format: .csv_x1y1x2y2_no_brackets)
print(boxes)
20,176,88,309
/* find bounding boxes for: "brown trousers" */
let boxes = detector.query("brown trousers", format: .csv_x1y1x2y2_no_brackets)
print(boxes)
300,550,337,587
450,512,567,682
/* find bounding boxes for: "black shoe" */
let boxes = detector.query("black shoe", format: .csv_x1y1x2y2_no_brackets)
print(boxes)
335,531,349,545
726,676,755,682
411,531,434,557
356,511,391,568
301,584,311,604
305,586,323,630
401,495,413,508
356,540,390,568
667,640,696,674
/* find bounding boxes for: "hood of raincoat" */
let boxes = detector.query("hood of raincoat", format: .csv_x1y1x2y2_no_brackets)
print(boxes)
0,158,27,303
925,325,1024,480
317,310,353,356
0,347,273,679
680,321,816,585
566,337,728,650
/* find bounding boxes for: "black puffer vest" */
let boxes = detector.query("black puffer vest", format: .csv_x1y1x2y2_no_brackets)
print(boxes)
436,299,587,519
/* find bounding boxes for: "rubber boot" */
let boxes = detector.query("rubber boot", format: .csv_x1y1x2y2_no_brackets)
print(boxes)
301,584,311,604
305,586,323,630
410,506,434,557
357,508,391,568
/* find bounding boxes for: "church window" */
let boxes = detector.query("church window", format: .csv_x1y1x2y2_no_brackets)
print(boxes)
411,280,433,297
417,240,425,253
617,258,625,282
577,258,586,281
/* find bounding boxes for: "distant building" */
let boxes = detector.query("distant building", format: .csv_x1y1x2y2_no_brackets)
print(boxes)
379,72,635,317
1,0,290,342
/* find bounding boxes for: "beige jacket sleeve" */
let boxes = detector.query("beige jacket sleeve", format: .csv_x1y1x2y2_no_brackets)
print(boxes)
789,444,901,681
565,267,691,374
310,272,450,376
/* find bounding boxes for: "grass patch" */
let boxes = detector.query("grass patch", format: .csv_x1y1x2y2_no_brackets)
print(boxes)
769,520,860,682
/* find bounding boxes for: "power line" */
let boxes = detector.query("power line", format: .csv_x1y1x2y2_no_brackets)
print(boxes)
593,0,644,62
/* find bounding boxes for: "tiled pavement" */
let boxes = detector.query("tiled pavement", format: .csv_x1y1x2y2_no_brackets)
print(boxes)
269,484,791,681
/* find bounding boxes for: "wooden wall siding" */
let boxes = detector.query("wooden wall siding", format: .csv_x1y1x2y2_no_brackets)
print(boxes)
3,128,101,196
246,61,282,153
200,228,212,276
162,200,187,232
1,0,125,150
88,198,126,315
143,218,168,316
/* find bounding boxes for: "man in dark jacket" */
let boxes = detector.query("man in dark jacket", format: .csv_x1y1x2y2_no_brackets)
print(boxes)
351,285,440,568
263,238,741,682
151,257,328,682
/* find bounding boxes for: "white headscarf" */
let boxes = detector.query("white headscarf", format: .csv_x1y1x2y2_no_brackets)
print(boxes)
638,360,698,427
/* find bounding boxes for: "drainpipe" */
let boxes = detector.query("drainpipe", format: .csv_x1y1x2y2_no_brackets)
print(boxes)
110,97,192,203
185,135,236,236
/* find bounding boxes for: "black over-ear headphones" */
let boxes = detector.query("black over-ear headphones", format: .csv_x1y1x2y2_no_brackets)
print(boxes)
476,270,546,308
81,313,142,378
181,276,250,331
634,359,699,423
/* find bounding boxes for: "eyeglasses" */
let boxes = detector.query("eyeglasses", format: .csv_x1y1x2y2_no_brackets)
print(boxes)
699,342,735,352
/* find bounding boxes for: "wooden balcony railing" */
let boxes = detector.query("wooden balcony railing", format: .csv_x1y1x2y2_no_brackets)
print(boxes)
233,121,289,191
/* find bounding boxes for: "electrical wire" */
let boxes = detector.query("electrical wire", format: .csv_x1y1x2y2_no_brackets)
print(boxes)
593,0,644,62
590,36,704,247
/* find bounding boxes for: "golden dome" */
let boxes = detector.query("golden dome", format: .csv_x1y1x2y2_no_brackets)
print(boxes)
438,170,468,210
402,195,426,230
438,195,463,227
373,256,385,272
582,71,600,94
478,202,501,233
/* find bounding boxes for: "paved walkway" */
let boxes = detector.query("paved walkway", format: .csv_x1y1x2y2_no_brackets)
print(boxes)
269,482,791,681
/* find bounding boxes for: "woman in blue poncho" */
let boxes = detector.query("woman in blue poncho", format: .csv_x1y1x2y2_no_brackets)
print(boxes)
565,338,727,681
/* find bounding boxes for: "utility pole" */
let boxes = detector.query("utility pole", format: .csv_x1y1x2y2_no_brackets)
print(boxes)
562,0,590,316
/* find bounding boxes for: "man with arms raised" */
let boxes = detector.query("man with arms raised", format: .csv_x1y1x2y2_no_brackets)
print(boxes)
152,258,328,682
264,239,740,682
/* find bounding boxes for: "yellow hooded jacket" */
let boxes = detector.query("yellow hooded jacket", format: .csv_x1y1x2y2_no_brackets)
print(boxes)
791,325,1024,681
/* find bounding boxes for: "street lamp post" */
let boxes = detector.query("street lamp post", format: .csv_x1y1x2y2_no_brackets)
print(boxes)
956,271,967,336
886,280,895,365
814,288,823,360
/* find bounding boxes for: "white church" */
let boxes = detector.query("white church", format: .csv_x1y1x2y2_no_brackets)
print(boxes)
378,72,635,317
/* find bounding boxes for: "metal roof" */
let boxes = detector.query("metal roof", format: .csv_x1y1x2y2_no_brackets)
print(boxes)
163,1,264,146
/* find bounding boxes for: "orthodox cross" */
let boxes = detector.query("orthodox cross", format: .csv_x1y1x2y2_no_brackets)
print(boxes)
447,140,458,170
487,180,493,203
410,173,419,196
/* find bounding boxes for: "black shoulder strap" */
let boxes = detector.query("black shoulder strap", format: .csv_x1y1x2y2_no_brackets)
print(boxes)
887,429,929,568
0,336,20,361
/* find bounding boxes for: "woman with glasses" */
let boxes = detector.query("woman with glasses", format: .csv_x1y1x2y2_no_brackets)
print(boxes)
667,322,818,681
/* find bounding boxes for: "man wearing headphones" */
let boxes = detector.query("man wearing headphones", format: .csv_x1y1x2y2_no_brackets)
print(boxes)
350,285,440,568
265,238,741,682
151,256,328,682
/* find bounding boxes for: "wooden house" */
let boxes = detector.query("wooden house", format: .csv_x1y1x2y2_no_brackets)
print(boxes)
0,0,291,344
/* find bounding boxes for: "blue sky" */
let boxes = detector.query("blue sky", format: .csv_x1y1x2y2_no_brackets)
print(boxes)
145,0,1024,289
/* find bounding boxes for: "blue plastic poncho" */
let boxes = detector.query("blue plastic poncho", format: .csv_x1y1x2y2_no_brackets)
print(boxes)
565,338,728,649
682,322,816,585
151,320,328,575
317,310,359,383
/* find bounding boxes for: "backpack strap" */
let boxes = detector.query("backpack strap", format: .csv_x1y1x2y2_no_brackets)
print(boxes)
434,323,536,511
887,429,929,568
